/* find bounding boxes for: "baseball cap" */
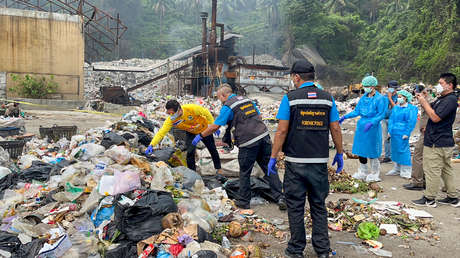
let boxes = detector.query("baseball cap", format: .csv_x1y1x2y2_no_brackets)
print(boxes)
388,80,398,88
290,60,315,74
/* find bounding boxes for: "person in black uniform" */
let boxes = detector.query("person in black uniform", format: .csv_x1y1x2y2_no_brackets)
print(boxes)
196,84,287,210
269,60,344,258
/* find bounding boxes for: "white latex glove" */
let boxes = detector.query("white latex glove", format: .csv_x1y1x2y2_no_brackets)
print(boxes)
402,135,409,139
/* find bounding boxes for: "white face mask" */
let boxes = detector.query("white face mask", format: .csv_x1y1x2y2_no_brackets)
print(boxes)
290,80,295,88
364,87,372,93
170,110,181,120
388,88,395,93
397,97,405,104
435,84,444,94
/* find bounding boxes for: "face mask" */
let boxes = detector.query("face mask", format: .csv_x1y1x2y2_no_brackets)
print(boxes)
388,88,395,93
170,111,181,121
397,97,405,104
435,84,444,94
364,87,372,93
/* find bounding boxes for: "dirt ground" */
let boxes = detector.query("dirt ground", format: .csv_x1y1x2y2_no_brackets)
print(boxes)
22,100,460,258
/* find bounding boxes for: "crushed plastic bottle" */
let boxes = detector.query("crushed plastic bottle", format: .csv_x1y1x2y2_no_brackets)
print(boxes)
222,236,231,249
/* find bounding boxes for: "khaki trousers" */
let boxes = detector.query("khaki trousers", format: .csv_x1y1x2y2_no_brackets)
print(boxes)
423,146,457,199
410,134,425,186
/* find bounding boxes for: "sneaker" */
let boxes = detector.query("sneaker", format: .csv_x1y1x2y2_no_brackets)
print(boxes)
403,183,424,191
437,197,459,205
412,196,436,207
452,200,460,207
284,249,303,258
278,198,287,211
385,169,400,176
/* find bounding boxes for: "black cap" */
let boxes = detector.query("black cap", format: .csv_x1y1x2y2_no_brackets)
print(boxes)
290,60,315,74
388,80,398,88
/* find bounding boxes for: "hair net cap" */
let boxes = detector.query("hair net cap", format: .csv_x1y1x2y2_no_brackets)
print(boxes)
397,90,413,102
362,76,378,87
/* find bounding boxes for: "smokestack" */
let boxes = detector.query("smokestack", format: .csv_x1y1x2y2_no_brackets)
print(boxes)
210,0,217,48
200,12,208,55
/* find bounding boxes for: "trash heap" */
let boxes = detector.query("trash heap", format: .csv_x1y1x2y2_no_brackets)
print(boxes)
328,168,381,194
0,106,288,258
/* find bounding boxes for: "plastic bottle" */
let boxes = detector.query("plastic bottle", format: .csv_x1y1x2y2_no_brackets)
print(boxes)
222,236,231,249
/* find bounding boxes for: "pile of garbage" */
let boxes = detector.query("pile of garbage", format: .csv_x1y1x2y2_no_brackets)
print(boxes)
0,104,290,258
328,168,382,194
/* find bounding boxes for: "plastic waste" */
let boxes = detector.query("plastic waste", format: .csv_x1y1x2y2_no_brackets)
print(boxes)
113,170,140,194
101,131,126,149
116,190,177,241
150,164,174,191
105,146,131,165
18,155,40,170
222,236,231,249
250,197,269,206
172,166,202,190
98,175,115,196
71,143,105,161
19,161,54,182
0,166,11,180
369,248,392,257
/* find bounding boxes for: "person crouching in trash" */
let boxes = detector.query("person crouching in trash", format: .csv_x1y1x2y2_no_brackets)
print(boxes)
339,75,388,182
385,90,418,179
145,100,222,174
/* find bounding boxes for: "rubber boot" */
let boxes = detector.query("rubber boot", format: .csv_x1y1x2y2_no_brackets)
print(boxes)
366,158,381,182
353,163,368,180
385,163,401,176
400,165,412,179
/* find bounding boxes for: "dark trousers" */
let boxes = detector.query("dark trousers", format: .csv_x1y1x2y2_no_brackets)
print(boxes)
185,132,221,171
237,136,283,206
284,162,330,256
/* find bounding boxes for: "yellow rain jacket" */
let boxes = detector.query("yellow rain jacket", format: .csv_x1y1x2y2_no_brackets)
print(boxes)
150,104,214,146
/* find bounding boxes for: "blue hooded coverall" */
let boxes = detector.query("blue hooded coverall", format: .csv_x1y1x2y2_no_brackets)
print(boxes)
388,104,418,165
344,92,388,159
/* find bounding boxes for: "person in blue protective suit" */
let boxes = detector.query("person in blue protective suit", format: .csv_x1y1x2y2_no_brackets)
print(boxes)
339,75,388,182
385,90,418,178
381,80,399,163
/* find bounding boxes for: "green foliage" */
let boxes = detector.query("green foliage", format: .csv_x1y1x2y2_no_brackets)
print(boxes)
9,74,58,99
283,0,459,84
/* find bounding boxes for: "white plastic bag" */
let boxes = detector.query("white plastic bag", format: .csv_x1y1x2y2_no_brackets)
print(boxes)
18,155,40,170
113,170,141,194
104,146,131,165
0,166,11,180
150,165,174,190
98,175,115,196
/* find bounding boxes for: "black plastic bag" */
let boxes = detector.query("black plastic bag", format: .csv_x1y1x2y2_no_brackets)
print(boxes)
224,177,277,202
104,241,138,258
19,161,53,182
146,147,175,162
11,238,46,258
117,190,177,241
0,231,21,253
50,160,75,176
194,250,218,258
0,173,18,198
101,131,126,149
135,130,152,146
202,175,227,190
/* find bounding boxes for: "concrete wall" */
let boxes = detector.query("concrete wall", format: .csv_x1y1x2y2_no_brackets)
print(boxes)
0,8,84,100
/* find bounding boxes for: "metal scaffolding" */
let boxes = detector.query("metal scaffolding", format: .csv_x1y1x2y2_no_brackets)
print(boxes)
0,0,128,61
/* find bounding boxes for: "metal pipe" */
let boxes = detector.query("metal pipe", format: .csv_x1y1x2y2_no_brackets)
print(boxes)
200,12,208,55
216,23,224,46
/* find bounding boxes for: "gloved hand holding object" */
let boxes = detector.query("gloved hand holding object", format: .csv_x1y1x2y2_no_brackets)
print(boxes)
267,158,277,176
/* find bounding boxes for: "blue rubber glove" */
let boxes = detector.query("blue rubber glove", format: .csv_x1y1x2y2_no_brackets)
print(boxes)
363,122,373,132
332,153,344,173
192,134,202,146
267,157,277,176
145,145,153,155
214,129,221,137
339,117,346,124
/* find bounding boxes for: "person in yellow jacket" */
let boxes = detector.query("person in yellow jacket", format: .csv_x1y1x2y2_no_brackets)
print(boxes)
146,100,222,172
